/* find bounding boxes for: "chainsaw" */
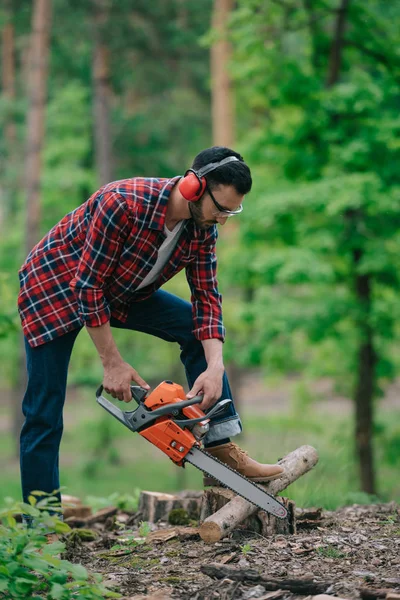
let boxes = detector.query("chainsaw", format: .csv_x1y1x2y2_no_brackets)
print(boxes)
96,380,287,519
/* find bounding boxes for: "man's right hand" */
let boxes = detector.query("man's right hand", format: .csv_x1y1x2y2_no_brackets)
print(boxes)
103,360,150,402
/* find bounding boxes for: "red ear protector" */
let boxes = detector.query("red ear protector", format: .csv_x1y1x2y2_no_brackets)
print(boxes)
179,156,240,202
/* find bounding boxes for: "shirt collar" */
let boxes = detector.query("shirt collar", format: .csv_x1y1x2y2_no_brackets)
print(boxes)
148,176,181,231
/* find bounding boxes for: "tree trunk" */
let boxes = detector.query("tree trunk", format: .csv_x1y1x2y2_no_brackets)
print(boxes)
13,0,52,457
1,8,17,227
326,0,350,87
301,0,322,72
353,249,376,494
211,0,235,147
326,0,375,495
25,0,52,254
93,0,112,186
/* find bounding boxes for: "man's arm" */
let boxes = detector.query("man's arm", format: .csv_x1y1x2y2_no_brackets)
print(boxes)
87,322,150,402
187,338,224,410
185,230,226,410
71,191,149,401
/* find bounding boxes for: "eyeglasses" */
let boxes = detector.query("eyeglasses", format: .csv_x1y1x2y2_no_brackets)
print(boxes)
206,183,243,217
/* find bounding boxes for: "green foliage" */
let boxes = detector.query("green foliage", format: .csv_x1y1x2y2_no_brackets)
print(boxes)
240,543,252,555
316,545,345,559
0,497,120,599
168,508,190,526
223,0,400,418
84,491,140,514
138,521,152,537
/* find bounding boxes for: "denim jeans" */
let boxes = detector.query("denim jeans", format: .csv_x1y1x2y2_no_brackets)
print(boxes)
20,290,242,503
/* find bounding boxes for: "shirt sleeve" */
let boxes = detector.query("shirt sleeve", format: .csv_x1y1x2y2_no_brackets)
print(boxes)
70,191,130,327
185,228,226,342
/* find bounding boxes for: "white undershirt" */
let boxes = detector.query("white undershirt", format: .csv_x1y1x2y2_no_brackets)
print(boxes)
136,221,184,290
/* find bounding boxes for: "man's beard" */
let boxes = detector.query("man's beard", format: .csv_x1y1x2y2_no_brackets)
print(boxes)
188,199,216,230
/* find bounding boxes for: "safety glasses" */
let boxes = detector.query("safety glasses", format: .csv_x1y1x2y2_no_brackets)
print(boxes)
206,183,243,217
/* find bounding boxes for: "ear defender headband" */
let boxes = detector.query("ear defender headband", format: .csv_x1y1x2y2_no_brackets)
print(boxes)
179,155,240,202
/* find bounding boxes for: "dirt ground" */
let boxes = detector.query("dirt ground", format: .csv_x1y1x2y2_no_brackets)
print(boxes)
62,501,400,600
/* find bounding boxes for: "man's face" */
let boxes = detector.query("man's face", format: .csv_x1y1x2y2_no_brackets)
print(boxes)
188,184,244,230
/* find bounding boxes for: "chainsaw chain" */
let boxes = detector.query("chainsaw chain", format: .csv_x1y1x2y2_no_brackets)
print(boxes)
185,447,287,519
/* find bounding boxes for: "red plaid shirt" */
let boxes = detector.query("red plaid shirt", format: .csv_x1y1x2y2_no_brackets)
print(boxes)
18,177,225,348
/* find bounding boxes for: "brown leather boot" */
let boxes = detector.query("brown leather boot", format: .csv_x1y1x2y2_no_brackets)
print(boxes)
203,442,284,487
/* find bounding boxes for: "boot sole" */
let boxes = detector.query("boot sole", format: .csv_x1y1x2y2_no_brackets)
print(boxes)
203,472,284,487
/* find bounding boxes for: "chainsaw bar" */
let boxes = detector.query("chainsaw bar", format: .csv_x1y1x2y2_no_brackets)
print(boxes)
185,447,287,519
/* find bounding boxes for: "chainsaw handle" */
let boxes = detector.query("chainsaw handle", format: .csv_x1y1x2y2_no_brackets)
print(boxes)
95,384,149,404
173,398,232,426
96,386,205,434
96,385,204,408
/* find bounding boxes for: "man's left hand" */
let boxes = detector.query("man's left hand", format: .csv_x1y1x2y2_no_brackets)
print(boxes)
187,367,224,411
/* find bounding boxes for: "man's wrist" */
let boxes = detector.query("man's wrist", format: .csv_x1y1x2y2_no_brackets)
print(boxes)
101,352,123,368
207,361,224,373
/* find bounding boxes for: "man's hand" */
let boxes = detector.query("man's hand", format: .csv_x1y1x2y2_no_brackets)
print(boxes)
103,360,150,402
187,367,224,411
86,322,150,402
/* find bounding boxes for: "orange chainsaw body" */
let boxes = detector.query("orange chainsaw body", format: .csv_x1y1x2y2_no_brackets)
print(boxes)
138,380,209,466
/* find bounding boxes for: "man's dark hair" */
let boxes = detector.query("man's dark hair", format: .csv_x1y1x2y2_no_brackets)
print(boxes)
192,146,252,196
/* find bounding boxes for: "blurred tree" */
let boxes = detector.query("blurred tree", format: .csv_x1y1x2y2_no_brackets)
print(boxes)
0,0,20,227
12,0,53,452
25,0,52,254
211,0,235,147
92,0,113,185
227,0,400,494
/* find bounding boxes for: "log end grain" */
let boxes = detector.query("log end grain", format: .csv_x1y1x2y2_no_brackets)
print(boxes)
200,520,223,543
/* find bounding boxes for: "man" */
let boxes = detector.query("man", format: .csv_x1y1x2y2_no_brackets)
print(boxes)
18,146,284,512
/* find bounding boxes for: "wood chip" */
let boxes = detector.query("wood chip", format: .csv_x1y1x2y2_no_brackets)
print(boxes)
147,526,200,544
218,552,237,564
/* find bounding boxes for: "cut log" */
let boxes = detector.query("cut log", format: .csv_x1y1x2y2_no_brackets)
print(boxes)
200,488,295,537
61,494,92,520
200,563,331,594
200,445,318,542
138,490,203,523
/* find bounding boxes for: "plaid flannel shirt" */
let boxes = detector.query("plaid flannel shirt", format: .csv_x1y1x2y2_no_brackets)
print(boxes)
18,177,225,348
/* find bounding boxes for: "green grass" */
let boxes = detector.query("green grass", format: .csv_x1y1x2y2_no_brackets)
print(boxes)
1,387,399,509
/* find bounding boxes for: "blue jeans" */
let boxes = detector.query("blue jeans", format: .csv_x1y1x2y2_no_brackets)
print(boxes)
20,290,242,503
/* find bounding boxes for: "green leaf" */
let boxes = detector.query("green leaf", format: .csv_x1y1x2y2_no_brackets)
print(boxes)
54,520,71,534
68,563,88,580
50,582,66,600
43,541,66,556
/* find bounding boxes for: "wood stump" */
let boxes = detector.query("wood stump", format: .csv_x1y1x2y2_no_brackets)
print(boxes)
199,445,318,542
138,490,203,523
201,487,295,536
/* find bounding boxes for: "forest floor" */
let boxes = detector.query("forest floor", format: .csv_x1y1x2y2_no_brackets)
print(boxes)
62,501,400,600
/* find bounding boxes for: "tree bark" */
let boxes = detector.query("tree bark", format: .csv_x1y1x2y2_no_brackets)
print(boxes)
211,0,235,147
201,563,332,594
201,488,295,537
353,248,376,494
138,490,203,523
93,0,113,186
326,0,350,87
199,445,318,542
